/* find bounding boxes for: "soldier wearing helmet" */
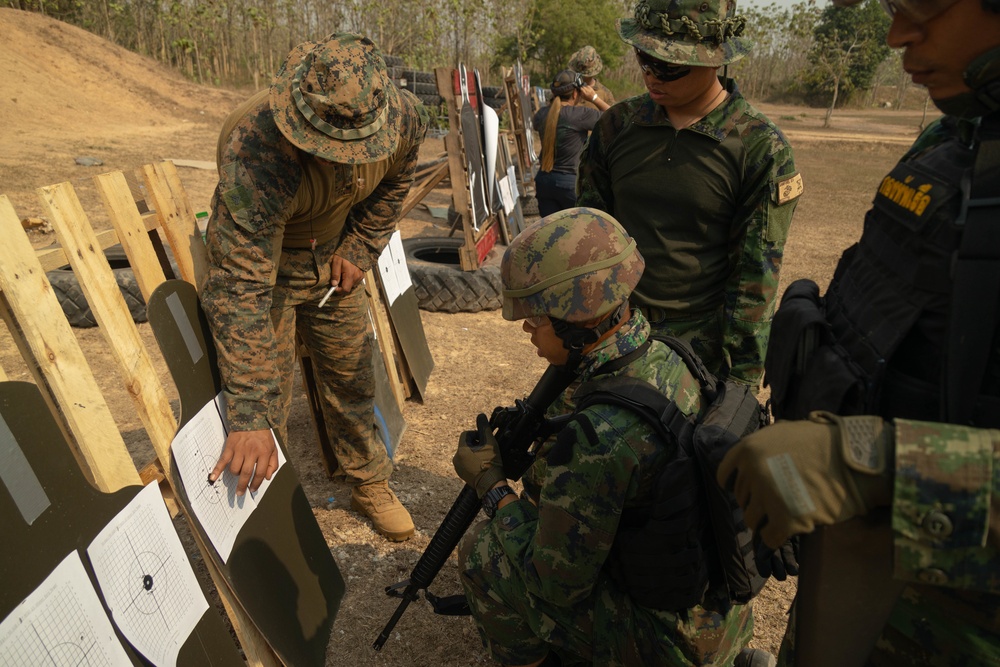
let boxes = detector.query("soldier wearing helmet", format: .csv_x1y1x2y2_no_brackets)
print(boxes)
578,0,803,393
201,33,428,542
568,45,616,110
452,208,768,667
718,1,1000,665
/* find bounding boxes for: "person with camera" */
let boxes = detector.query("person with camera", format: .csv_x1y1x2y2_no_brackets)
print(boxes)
532,70,610,218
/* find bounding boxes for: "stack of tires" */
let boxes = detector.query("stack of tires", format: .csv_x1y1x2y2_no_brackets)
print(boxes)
383,54,505,110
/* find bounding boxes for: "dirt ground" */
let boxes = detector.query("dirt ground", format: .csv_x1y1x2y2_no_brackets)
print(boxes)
0,8,933,666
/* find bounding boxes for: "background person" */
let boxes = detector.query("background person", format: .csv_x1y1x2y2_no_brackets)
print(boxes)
453,208,767,667
718,0,1000,663
201,32,428,542
568,45,616,110
577,0,802,390
532,70,609,217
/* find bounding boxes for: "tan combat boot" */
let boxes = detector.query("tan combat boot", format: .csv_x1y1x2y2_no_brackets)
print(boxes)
351,481,414,541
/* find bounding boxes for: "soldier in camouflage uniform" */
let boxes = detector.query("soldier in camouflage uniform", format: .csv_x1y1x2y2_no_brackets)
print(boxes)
718,0,1000,664
453,208,764,666
577,0,803,390
202,33,427,542
568,45,616,110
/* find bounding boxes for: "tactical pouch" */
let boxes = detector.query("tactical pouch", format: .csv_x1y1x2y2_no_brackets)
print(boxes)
692,379,769,608
765,278,868,420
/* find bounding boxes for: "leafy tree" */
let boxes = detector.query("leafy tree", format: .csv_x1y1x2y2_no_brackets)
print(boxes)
802,0,890,122
731,0,821,102
495,0,626,84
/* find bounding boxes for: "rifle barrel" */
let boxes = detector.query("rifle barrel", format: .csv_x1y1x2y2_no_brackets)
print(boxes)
372,365,577,652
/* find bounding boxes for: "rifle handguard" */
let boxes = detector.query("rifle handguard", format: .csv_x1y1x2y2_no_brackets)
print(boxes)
372,364,577,652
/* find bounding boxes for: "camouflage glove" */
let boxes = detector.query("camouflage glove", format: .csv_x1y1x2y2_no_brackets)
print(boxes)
453,413,507,498
718,411,894,549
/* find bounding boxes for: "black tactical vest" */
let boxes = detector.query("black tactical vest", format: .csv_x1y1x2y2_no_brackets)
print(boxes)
767,116,1000,427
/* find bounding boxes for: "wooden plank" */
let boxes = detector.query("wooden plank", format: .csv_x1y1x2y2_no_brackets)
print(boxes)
94,170,168,301
141,160,209,290
37,182,180,477
366,269,407,407
72,173,282,667
0,195,140,492
32,212,157,273
399,160,448,219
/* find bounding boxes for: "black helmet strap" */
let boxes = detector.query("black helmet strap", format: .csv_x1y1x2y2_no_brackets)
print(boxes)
550,303,627,369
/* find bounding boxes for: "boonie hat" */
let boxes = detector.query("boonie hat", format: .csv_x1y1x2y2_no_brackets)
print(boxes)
569,46,604,77
617,0,752,67
270,33,402,164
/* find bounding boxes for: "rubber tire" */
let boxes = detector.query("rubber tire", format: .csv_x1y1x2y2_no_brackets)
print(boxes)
415,93,444,107
402,237,502,314
47,245,179,328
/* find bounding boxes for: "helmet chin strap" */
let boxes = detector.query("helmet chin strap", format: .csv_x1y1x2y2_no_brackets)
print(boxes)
934,46,1000,118
550,303,627,370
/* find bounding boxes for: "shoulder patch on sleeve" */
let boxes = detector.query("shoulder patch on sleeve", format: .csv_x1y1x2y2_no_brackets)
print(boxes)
775,172,804,205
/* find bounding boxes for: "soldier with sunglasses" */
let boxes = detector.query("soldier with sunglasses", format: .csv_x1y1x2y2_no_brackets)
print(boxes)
718,0,1000,664
578,0,803,395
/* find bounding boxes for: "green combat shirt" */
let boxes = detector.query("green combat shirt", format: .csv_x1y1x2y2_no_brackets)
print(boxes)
201,87,427,432
578,79,802,388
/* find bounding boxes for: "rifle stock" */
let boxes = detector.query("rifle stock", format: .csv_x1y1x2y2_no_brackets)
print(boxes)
373,364,577,651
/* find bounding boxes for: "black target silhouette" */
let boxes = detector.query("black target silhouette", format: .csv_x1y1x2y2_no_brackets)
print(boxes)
127,549,169,616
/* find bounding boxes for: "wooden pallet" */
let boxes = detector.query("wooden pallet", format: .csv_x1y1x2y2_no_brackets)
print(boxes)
0,161,418,665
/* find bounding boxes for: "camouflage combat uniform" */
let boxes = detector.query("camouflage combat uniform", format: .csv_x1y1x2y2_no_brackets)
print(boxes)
771,115,1000,666
458,310,754,666
201,80,427,483
577,80,801,388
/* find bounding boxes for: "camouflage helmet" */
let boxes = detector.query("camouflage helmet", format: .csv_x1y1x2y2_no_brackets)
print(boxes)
569,45,604,77
270,33,402,164
501,208,645,323
617,0,752,67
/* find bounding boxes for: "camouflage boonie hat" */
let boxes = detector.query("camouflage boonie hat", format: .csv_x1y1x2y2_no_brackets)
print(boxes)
569,45,604,77
501,208,645,323
270,33,402,164
617,0,752,67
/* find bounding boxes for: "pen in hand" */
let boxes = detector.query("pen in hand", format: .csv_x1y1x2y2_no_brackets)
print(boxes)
318,282,339,308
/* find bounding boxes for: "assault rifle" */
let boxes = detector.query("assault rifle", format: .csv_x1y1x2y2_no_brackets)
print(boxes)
372,364,577,651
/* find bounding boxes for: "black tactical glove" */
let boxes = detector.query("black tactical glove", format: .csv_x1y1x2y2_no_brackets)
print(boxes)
755,536,800,581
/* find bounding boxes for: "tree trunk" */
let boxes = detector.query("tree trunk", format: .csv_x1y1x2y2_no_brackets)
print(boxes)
824,78,840,128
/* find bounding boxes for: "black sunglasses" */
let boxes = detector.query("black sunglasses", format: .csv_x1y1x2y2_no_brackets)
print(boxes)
634,49,691,82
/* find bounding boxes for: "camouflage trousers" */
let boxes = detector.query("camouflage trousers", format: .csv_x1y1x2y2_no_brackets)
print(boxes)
458,518,754,666
269,243,393,486
637,307,724,378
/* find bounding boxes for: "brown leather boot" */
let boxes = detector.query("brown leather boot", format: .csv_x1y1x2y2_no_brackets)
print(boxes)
351,481,414,541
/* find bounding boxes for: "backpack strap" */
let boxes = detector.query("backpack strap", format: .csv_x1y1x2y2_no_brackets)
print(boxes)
648,333,719,402
574,375,695,446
